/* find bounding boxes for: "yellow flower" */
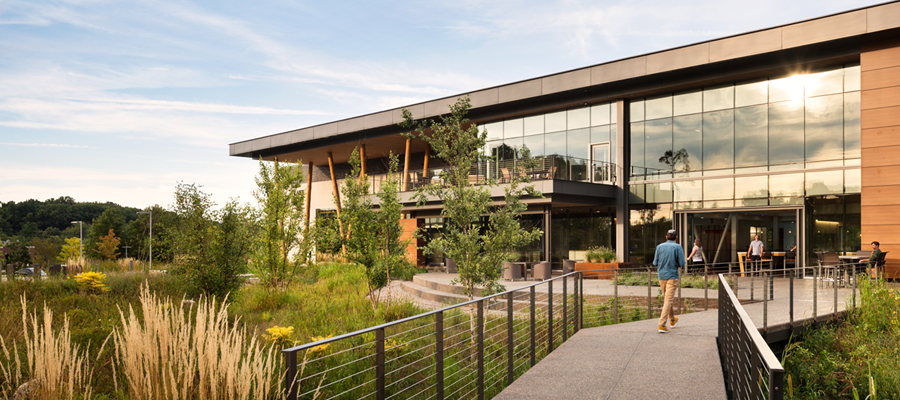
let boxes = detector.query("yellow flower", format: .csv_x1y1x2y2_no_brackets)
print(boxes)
264,326,295,347
385,338,407,353
308,334,334,356
74,272,110,293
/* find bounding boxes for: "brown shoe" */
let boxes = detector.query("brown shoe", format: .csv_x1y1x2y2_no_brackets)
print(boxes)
658,325,669,333
670,316,678,328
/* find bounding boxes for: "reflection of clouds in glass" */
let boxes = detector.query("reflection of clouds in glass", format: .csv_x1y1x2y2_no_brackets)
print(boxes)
805,70,843,98
768,100,804,165
805,94,843,162
769,75,804,102
702,110,733,170
769,173,804,197
674,114,702,171
735,105,768,167
844,92,861,159
645,118,672,170
806,170,843,195
674,180,702,202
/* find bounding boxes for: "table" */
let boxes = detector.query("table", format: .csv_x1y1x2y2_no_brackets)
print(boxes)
838,255,868,286
512,262,535,280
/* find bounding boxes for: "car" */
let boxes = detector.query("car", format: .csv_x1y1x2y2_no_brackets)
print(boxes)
15,267,48,277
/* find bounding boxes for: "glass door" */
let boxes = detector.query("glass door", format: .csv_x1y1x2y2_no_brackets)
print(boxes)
591,143,611,183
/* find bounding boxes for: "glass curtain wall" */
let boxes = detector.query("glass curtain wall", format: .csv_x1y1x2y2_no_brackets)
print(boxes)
481,103,618,182
551,207,615,268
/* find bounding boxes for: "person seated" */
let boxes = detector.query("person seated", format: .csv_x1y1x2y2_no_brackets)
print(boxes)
867,241,883,278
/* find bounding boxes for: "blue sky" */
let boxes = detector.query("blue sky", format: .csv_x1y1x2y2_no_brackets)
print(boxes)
0,0,882,209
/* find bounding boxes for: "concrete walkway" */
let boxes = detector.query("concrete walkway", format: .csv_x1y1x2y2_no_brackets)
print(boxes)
492,276,855,400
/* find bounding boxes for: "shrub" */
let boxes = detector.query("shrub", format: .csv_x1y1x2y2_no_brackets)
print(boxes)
585,246,617,263
264,326,296,348
74,271,111,293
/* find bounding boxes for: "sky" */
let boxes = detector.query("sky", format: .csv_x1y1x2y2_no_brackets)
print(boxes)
0,0,885,210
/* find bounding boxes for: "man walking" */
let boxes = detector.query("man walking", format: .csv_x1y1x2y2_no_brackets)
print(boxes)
653,229,685,333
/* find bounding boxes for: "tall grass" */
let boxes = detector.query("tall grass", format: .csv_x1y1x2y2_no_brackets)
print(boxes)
112,284,279,400
0,297,93,400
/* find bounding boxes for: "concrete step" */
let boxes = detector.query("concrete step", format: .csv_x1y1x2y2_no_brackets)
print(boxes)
400,280,471,306
413,274,484,297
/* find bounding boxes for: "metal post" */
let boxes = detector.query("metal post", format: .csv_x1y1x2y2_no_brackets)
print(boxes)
789,272,794,324
507,292,514,386
613,269,618,324
763,271,768,331
563,277,568,341
436,311,444,400
769,272,774,301
770,368,785,400
834,268,838,315
750,272,755,301
678,266,683,314
813,267,818,318
284,351,297,400
704,264,709,311
647,267,652,319
579,273,584,329
530,286,536,367
852,265,857,309
477,300,484,400
574,275,580,334
376,328,385,400
548,280,554,353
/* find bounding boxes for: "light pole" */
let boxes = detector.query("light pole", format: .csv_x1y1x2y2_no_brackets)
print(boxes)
137,211,152,271
71,221,83,262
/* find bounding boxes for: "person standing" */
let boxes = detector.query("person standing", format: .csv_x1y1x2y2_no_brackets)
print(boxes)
688,238,704,265
747,234,764,273
653,229,686,333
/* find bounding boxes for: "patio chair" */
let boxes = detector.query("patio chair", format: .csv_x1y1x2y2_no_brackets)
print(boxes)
500,168,512,183
562,259,577,274
445,258,458,273
503,262,522,281
533,261,551,281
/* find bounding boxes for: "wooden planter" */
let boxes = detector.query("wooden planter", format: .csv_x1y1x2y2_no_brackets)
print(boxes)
574,262,632,279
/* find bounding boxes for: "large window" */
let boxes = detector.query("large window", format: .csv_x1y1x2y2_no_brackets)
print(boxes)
629,64,861,208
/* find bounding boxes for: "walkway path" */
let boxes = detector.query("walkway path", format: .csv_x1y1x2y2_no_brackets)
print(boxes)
492,277,854,399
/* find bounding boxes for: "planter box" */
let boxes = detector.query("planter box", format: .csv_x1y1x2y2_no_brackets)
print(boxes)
574,262,632,279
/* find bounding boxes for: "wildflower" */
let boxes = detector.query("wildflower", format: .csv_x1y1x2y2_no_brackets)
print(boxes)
308,334,334,356
264,326,295,347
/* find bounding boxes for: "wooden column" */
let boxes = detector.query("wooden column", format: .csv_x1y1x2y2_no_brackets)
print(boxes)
327,152,345,243
359,144,367,181
402,138,411,191
422,144,430,179
305,161,313,232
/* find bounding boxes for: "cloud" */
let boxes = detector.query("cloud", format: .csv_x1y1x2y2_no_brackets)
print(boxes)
0,142,96,149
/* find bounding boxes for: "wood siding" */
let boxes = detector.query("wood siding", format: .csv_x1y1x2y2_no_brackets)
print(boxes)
861,38,900,278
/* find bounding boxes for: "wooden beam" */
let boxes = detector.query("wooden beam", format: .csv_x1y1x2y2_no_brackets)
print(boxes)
422,144,430,178
402,138,411,191
359,144,367,181
305,161,313,232
327,152,345,247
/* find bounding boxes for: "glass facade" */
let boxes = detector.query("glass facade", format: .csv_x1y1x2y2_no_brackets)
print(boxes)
629,64,861,208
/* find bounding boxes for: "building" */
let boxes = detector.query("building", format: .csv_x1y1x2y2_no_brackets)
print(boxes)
230,2,900,277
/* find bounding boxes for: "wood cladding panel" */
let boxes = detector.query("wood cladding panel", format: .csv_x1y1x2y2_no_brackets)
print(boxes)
861,66,900,91
860,185,900,206
862,165,900,188
861,86,900,110
861,126,900,149
861,145,900,168
861,224,900,239
861,205,900,225
861,105,900,130
861,45,900,71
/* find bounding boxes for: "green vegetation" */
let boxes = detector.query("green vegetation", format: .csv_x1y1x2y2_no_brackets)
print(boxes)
585,246,618,263
615,271,721,289
783,278,900,399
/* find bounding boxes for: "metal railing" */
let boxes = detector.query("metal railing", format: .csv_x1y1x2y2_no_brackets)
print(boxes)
716,263,864,399
282,265,713,400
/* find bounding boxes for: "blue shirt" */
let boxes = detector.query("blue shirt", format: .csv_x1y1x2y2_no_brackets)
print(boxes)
653,240,685,280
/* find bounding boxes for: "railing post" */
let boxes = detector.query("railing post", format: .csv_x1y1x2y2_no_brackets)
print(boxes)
770,368,785,400
548,280,554,353
579,273,584,329
563,277,568,341
852,264,857,309
574,275,580,334
436,311,444,400
613,269,618,324
647,267,652,319
813,267,818,318
530,286,536,366
789,272,794,325
376,328,385,400
507,292,514,386
704,264,709,311
477,300,484,400
678,266,683,314
763,271,768,332
750,271,755,301
284,350,297,400
769,269,774,300
833,267,838,315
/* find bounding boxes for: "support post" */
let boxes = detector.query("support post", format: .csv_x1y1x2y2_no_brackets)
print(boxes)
789,271,794,324
285,350,297,400
530,286,536,367
436,311,444,400
563,277,568,341
548,280,554,353
507,292,514,386
704,264,709,311
423,144,430,179
614,99,629,263
376,328,385,400
402,138,411,191
359,144,366,180
647,267,652,319
327,152,345,248
579,273,584,330
613,269,618,324
477,300,484,400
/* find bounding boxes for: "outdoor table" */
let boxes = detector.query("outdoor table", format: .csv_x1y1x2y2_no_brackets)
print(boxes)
512,262,535,280
838,255,868,286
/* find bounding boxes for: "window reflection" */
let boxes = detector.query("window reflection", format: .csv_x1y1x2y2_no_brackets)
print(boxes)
769,75,805,102
674,180,702,202
768,100,804,165
568,108,590,130
524,115,544,136
735,105,768,167
485,122,502,141
845,169,861,193
805,94,844,161
591,125,610,144
504,119,523,138
806,170,843,195
735,175,768,199
703,177,734,200
805,69,843,98
673,114,702,172
844,65,860,92
703,110,734,170
704,86,734,111
544,131,566,156
645,118,673,172
735,81,768,108
546,111,566,133
645,96,673,120
844,92,861,158
674,91,702,116
769,173,804,197
568,128,590,159
523,135,544,157
631,122,645,174
631,100,645,122
591,104,611,126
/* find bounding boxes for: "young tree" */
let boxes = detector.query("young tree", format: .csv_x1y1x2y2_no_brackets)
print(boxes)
95,229,121,260
31,237,60,267
88,207,126,258
340,149,409,309
252,158,309,289
169,183,255,298
57,237,82,263
401,96,542,304
311,211,342,259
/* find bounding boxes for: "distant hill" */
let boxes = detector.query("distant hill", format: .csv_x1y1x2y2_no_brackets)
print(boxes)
0,196,141,239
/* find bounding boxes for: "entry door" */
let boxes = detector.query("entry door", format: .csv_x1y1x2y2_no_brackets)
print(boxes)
591,143,611,183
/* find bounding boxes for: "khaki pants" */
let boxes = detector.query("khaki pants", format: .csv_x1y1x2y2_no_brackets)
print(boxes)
658,279,679,326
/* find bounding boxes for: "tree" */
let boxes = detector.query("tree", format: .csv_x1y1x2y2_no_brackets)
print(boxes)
88,207,126,258
312,211,342,258
658,148,691,172
3,241,31,267
168,183,254,298
401,97,542,304
252,158,309,289
340,149,409,309
95,229,121,260
58,237,82,263
31,237,60,267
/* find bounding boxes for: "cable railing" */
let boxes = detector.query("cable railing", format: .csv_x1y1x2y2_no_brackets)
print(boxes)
716,263,864,399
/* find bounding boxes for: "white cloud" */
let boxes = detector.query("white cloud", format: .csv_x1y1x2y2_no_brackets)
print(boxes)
0,142,96,149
